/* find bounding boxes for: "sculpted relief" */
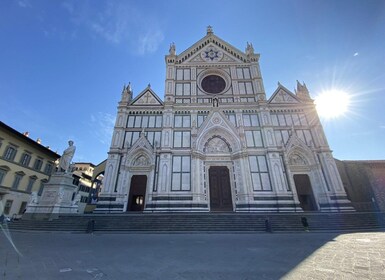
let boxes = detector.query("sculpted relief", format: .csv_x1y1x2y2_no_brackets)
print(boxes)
204,136,231,153
289,153,308,166
133,155,150,166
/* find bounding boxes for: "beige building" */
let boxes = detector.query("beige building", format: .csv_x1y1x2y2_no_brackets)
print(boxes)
0,121,60,219
72,162,96,213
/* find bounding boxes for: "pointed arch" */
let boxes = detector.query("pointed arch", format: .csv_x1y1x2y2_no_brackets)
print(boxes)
195,111,242,153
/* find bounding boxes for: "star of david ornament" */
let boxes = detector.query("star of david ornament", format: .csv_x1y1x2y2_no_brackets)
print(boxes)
200,47,223,62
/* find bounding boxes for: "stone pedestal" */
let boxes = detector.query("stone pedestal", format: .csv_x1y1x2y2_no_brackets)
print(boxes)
24,173,79,220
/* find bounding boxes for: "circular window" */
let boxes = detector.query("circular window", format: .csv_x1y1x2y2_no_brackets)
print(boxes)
201,75,226,94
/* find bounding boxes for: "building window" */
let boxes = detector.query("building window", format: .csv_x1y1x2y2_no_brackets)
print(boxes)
171,156,191,191
124,131,161,148
12,172,24,190
44,162,54,175
4,200,13,215
38,181,46,196
176,69,191,80
249,156,272,191
245,130,263,147
225,113,237,127
3,145,17,161
173,131,191,148
145,131,162,147
175,83,191,96
271,113,308,127
33,158,43,171
274,130,290,146
174,115,191,128
19,152,32,167
238,82,253,95
243,114,260,127
201,75,226,94
296,130,313,146
0,168,8,185
26,176,37,192
127,115,162,129
197,114,208,127
124,131,140,147
18,201,27,214
236,67,251,79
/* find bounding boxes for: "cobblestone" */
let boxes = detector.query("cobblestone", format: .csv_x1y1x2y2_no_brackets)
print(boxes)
0,230,384,279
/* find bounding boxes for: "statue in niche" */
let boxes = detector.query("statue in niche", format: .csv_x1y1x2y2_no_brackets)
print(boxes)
213,98,219,107
205,137,230,153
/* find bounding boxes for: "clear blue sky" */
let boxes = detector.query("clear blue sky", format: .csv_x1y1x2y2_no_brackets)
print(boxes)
1,0,384,164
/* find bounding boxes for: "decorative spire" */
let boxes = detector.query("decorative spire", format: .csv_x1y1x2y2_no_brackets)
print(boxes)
127,82,132,94
207,25,213,34
295,80,311,100
121,82,133,102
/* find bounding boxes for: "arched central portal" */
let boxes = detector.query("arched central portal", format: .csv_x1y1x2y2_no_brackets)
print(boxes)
209,166,233,211
127,175,147,211
293,174,317,211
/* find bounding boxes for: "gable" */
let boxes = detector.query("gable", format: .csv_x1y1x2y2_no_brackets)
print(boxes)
268,84,301,104
182,42,245,65
175,31,259,65
131,87,163,106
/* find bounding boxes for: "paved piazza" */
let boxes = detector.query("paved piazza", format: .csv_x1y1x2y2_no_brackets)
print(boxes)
1,229,384,279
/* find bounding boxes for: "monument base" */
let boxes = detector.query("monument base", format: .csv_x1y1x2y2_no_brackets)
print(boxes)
24,173,79,220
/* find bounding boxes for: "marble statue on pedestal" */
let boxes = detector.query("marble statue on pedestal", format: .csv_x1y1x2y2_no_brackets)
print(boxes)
58,140,76,173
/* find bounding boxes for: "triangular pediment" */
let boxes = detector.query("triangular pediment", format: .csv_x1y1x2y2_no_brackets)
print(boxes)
284,131,315,166
268,84,301,104
195,110,242,153
129,131,155,152
285,130,309,151
175,32,258,65
125,131,155,167
131,87,163,106
181,42,245,65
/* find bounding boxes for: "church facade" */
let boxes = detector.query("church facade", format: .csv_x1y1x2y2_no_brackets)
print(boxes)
95,27,353,213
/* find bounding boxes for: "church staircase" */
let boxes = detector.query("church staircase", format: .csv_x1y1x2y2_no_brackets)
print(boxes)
7,212,385,233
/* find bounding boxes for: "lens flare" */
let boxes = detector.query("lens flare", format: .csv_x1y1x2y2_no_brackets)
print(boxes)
315,90,351,119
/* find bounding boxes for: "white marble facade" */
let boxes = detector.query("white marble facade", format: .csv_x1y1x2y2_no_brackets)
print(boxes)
95,27,353,213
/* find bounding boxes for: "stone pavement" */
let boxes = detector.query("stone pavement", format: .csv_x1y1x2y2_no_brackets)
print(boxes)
0,228,384,279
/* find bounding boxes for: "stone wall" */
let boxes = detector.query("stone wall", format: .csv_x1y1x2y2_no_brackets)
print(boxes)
335,159,385,212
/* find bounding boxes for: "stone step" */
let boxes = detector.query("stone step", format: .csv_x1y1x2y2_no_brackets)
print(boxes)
8,212,385,233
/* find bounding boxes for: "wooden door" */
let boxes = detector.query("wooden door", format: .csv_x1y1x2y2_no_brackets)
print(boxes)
209,166,233,211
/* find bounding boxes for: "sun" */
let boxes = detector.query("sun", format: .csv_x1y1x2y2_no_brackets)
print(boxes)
315,89,351,119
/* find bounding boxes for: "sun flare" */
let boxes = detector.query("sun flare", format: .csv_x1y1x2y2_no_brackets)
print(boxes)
315,89,351,119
